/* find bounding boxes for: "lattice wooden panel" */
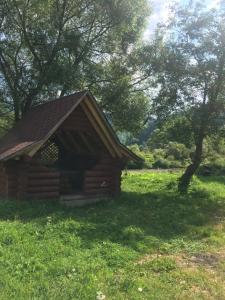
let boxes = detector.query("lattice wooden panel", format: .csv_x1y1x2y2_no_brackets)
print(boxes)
40,142,59,165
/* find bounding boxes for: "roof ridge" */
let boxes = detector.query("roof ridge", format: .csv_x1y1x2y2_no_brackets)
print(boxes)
30,91,87,111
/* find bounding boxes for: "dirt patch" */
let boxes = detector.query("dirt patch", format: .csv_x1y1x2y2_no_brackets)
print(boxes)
188,253,219,268
136,249,225,270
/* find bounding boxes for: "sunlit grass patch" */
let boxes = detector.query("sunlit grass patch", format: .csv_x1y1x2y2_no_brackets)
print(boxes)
0,171,224,299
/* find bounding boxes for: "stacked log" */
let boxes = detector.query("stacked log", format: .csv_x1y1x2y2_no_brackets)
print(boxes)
27,162,59,199
0,164,8,198
4,161,21,198
112,169,122,196
83,156,121,196
7,167,18,198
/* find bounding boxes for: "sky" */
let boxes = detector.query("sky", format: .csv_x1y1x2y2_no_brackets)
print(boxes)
143,0,221,40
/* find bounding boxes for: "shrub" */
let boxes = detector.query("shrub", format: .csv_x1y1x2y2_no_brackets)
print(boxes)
198,157,225,176
127,143,188,169
165,142,191,163
153,158,171,169
127,145,154,169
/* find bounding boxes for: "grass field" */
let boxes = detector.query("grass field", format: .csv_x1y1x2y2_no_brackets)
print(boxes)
0,171,225,299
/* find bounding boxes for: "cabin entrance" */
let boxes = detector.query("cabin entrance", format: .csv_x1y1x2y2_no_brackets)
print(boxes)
35,103,112,198
37,130,101,196
58,154,98,195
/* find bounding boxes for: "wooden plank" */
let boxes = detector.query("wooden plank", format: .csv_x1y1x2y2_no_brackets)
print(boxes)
28,172,59,179
27,192,59,199
28,186,59,193
79,132,95,154
29,166,52,172
84,99,122,158
84,189,111,195
28,179,60,187
64,131,83,153
90,165,115,171
17,162,28,199
81,102,116,157
85,170,113,176
84,177,112,183
84,183,111,189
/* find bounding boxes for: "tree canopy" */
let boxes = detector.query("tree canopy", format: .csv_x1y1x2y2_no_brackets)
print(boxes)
138,2,225,191
0,0,150,132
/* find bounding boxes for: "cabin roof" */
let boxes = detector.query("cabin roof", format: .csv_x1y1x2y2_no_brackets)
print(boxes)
0,91,140,162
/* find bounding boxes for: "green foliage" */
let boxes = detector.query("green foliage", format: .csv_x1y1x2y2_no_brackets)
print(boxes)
0,103,13,137
0,0,150,132
198,159,225,176
127,142,190,169
145,257,177,273
127,144,154,169
147,116,194,149
0,171,225,299
198,135,225,175
138,2,225,190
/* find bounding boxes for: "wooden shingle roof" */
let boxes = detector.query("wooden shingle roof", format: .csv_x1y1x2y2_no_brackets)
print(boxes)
0,91,140,162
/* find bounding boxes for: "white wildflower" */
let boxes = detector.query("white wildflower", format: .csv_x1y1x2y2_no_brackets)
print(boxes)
138,287,143,292
96,291,106,300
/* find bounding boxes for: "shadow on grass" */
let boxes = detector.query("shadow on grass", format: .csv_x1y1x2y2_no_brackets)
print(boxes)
197,175,225,185
0,181,224,253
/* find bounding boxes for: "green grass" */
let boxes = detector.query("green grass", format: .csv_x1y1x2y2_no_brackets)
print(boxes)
0,171,225,299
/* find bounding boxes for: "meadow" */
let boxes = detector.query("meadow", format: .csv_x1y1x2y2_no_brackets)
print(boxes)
0,171,225,299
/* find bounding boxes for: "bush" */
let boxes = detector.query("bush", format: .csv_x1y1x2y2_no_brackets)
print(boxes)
127,143,188,169
165,142,191,163
198,157,225,176
127,144,154,169
153,158,170,169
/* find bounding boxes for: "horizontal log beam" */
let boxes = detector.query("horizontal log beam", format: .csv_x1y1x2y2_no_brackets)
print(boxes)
28,179,60,187
84,177,112,184
29,166,52,172
85,170,113,175
84,183,111,188
28,172,59,179
27,192,59,199
28,186,59,193
84,189,111,195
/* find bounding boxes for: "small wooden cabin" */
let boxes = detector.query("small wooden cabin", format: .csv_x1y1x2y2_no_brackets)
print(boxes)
0,91,139,203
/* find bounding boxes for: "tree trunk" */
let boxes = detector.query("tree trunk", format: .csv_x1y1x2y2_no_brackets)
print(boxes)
178,133,204,193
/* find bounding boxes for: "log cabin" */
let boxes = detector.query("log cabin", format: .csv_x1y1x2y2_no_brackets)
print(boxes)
0,91,140,205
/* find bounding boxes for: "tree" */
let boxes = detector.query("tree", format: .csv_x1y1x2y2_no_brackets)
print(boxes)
141,2,225,192
0,0,150,132
147,115,194,149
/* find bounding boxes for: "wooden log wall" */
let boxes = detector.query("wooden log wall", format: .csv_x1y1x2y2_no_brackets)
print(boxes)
7,161,19,198
83,156,122,196
26,161,60,199
0,164,8,198
0,160,30,199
